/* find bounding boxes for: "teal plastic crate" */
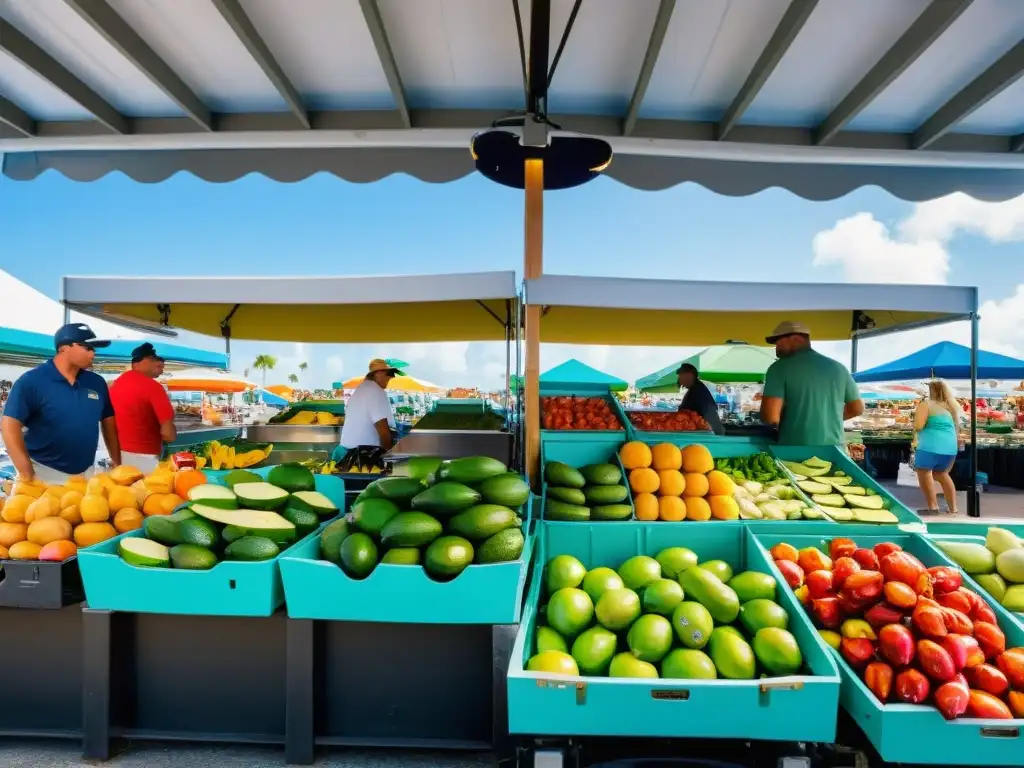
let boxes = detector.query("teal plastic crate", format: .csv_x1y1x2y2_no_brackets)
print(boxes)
279,492,536,624
771,445,923,529
540,438,634,522
506,521,841,741
926,519,1024,538
77,474,345,617
750,528,1024,766
923,532,1024,633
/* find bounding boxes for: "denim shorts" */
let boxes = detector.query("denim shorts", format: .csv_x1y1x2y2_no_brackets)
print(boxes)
915,449,956,472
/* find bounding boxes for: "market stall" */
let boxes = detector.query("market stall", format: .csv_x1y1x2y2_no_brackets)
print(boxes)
0,270,529,763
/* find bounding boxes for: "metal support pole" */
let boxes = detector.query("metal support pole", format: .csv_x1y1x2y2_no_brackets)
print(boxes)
850,335,859,374
504,319,511,413
968,313,980,517
524,159,544,487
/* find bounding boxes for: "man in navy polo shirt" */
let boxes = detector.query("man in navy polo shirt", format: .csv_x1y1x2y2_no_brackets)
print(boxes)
1,323,122,484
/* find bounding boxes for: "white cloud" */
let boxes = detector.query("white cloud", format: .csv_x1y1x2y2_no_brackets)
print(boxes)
811,212,949,284
899,192,1024,244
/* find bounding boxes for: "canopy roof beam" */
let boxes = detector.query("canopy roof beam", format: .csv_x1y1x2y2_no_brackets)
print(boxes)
358,0,410,129
623,0,676,137
718,0,819,141
210,0,309,129
0,18,127,134
63,0,213,132
815,0,973,146
913,37,1024,150
0,95,34,137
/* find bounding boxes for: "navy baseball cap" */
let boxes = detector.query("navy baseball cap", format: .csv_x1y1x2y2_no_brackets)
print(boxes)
131,342,164,363
53,323,111,350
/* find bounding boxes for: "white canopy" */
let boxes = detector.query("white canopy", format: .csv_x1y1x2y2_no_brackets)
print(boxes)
3,0,1024,200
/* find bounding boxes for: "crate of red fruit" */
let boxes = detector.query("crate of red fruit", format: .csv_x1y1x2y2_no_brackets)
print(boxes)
627,410,711,435
541,396,625,432
748,529,1024,766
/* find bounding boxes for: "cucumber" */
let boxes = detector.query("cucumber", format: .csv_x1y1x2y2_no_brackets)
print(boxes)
590,504,632,521
583,485,627,505
547,487,586,505
544,498,590,522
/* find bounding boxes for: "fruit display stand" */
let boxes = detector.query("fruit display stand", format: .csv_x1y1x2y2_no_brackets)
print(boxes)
61,270,524,763
506,521,841,754
751,528,1024,765
771,445,925,529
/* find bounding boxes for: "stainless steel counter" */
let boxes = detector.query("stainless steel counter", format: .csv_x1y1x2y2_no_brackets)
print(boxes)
389,430,513,465
245,425,342,445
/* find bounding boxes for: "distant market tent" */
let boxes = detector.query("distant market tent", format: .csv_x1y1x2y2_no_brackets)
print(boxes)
636,344,777,392
540,359,628,393
853,342,1024,383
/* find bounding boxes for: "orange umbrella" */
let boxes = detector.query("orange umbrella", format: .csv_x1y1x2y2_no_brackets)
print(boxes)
266,384,296,400
160,367,257,394
341,374,443,393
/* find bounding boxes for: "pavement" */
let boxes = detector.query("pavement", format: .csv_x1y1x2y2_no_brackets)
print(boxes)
880,476,1024,519
2,740,498,767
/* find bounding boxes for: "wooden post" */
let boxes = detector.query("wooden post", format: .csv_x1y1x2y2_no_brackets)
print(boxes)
524,158,544,487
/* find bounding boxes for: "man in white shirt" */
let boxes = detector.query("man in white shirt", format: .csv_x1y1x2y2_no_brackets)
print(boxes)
339,359,400,451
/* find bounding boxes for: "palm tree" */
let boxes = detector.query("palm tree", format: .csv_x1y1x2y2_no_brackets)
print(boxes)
252,355,277,386
288,373,299,384
298,362,308,380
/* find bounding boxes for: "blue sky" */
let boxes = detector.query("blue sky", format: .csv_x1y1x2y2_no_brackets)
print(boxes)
3,169,1024,389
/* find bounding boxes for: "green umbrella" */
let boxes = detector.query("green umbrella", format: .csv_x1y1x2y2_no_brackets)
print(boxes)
635,344,777,392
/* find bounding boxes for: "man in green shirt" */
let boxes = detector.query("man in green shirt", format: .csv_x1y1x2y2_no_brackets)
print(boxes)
759,321,864,446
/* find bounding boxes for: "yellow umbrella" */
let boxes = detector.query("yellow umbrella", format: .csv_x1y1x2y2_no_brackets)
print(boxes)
341,374,443,393
159,367,258,394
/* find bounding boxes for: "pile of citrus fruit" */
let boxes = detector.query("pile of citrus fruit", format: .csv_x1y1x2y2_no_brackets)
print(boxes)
619,442,738,522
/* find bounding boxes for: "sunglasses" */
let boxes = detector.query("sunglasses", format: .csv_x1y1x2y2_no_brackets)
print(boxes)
72,342,97,352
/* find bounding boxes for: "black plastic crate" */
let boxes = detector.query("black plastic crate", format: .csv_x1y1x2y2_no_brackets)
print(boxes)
0,556,84,609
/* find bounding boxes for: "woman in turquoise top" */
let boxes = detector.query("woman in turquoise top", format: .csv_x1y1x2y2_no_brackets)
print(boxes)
913,379,962,515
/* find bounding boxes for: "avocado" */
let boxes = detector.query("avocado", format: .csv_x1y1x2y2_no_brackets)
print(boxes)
380,512,443,548
232,482,289,511
187,484,239,510
144,515,182,546
169,544,218,570
544,461,585,489
287,491,338,517
579,463,622,486
177,517,219,549
590,504,632,521
339,532,378,579
546,487,586,505
281,506,320,538
477,474,530,509
544,498,590,521
192,505,296,541
424,535,475,579
224,536,280,562
319,518,351,564
223,469,262,489
119,537,170,568
350,497,401,537
438,456,508,484
475,527,525,563
448,504,519,541
371,477,427,504
410,482,481,516
381,547,421,564
583,484,627,505
678,566,740,624
267,462,316,493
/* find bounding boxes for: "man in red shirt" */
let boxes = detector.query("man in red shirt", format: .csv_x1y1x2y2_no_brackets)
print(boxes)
110,343,176,472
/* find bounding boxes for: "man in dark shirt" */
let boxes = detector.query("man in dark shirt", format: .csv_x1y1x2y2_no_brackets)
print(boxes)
677,363,725,435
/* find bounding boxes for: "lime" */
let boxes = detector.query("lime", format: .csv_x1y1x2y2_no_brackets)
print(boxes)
546,588,594,638
571,626,618,676
581,567,624,603
655,546,698,579
738,598,789,635
535,626,568,654
626,614,673,663
661,648,717,680
642,579,684,616
546,555,586,592
526,650,579,676
617,555,662,591
670,601,714,650
753,627,803,675
594,588,641,631
609,652,658,678
698,559,734,583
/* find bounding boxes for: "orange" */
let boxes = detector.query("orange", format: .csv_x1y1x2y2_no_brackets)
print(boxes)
174,469,208,499
38,540,77,562
143,494,170,516
27,517,73,546
8,541,42,560
113,508,144,533
650,443,682,471
74,522,117,548
680,444,714,474
682,472,709,498
80,495,111,523
657,469,685,497
1,495,33,524
708,495,740,521
0,522,27,549
59,504,83,526
634,493,659,521
619,441,653,470
658,496,686,522
629,468,660,495
684,497,712,521
706,470,735,497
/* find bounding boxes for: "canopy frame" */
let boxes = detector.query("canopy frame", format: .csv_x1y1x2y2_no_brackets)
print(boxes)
523,273,982,516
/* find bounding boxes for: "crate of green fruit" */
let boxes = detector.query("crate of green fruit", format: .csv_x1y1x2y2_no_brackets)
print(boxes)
78,465,343,616
506,522,840,741
279,456,536,624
